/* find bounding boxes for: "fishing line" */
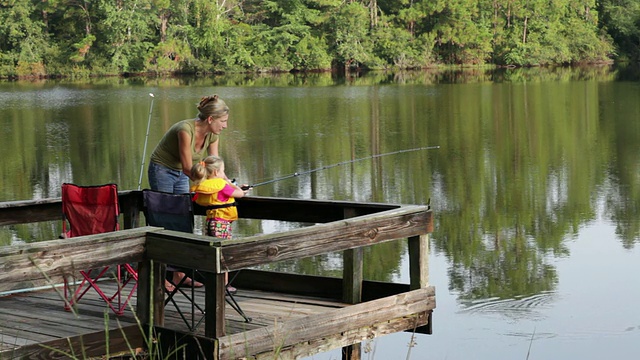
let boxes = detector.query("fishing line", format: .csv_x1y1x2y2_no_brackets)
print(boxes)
243,145,440,189
137,93,155,190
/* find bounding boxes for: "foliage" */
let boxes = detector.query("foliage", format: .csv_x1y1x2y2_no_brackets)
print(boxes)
599,0,640,62
0,0,635,77
146,39,193,74
327,2,378,69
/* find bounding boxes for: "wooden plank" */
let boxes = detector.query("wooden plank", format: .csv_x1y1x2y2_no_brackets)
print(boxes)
231,269,410,302
0,193,398,227
0,312,67,344
204,272,226,338
343,249,363,304
221,196,397,223
342,208,362,360
256,311,431,360
221,206,430,270
0,198,61,225
0,288,139,327
230,270,341,299
136,259,166,327
6,325,145,360
153,327,217,360
0,308,136,345
0,302,123,334
343,207,363,305
219,287,436,359
228,297,327,318
145,231,221,273
409,232,431,335
409,234,429,290
233,291,346,308
0,191,139,226
0,227,152,293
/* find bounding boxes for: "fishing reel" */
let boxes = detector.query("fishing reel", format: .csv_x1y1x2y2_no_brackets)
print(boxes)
231,178,252,191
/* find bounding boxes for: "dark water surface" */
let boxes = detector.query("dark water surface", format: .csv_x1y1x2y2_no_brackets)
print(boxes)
1,67,639,359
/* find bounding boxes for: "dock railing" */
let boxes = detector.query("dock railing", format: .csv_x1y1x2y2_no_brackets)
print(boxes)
0,191,434,359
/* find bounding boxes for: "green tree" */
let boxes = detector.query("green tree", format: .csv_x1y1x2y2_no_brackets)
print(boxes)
237,0,333,71
599,0,640,61
495,0,613,65
90,0,154,73
0,0,50,76
146,0,194,73
327,2,378,70
0,0,627,76
432,0,493,64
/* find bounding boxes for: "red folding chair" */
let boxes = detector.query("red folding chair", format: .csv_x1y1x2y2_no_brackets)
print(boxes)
61,183,138,316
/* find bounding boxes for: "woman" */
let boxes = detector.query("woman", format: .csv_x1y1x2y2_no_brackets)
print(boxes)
147,94,229,290
148,95,229,194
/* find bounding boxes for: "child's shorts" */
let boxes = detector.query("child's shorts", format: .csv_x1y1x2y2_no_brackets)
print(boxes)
207,218,233,239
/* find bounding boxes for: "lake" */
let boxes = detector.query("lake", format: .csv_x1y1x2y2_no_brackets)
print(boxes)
1,66,639,359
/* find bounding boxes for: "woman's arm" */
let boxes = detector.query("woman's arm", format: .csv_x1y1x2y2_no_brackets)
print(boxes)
178,130,193,178
208,138,219,157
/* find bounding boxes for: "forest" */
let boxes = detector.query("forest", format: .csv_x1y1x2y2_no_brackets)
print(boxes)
1,0,639,78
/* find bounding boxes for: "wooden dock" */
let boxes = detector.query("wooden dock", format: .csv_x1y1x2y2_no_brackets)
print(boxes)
1,280,348,355
0,193,435,359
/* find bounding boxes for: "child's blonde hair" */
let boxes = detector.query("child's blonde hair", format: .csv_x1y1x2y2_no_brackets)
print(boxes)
191,156,224,184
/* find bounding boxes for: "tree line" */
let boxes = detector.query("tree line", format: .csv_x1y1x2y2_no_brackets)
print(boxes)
1,0,639,78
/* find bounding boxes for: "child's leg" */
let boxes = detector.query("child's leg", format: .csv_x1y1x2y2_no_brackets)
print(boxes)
207,218,236,292
208,219,232,239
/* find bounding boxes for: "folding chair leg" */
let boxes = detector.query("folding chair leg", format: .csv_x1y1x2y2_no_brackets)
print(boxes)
225,270,251,322
64,267,111,311
226,288,252,323
164,270,206,332
64,265,138,316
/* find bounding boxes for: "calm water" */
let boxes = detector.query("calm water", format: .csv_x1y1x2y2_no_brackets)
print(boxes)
1,67,640,359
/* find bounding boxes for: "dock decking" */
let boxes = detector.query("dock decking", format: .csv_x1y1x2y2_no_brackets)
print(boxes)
0,280,347,355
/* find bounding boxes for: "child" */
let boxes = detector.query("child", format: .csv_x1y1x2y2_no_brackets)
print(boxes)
190,155,248,292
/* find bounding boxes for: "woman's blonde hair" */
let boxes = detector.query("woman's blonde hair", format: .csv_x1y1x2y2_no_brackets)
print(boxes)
197,95,229,120
191,156,224,183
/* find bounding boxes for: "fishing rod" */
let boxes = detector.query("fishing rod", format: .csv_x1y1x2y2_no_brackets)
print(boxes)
241,145,440,189
137,93,155,190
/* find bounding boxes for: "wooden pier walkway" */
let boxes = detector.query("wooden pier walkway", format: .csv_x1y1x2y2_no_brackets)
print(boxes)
0,193,435,359
0,279,349,353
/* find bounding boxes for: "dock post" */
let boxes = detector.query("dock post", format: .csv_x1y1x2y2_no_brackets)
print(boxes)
120,191,142,229
408,234,429,289
342,207,363,360
409,209,432,290
204,271,226,338
136,259,166,327
408,209,433,334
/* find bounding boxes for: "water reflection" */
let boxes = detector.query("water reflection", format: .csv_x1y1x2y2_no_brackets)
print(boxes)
1,66,640,306
460,291,555,322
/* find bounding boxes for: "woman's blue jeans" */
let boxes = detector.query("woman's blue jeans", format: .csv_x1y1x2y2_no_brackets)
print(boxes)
148,161,190,194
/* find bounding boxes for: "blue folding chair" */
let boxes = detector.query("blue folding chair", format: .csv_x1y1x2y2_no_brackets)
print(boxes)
142,189,250,330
